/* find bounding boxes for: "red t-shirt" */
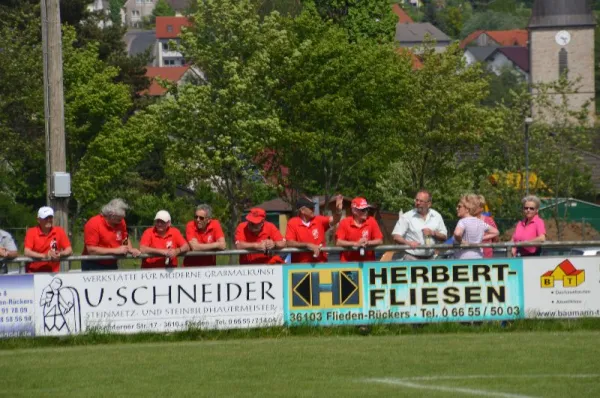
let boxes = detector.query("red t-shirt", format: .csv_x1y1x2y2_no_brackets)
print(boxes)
82,214,128,265
24,226,71,273
183,219,225,267
285,215,330,263
235,221,284,265
481,215,498,259
140,226,187,268
335,217,383,262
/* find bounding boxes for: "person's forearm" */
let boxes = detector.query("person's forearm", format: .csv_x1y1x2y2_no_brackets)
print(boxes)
60,247,73,257
433,231,447,241
392,235,408,245
274,240,286,249
286,240,312,249
367,239,383,247
336,239,359,248
530,234,546,242
24,248,47,260
140,246,166,256
236,241,260,250
86,246,122,255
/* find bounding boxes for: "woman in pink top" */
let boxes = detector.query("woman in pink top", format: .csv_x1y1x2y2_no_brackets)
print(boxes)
476,195,499,258
511,195,546,257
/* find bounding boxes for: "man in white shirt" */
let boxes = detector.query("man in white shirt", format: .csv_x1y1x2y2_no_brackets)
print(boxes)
392,190,447,260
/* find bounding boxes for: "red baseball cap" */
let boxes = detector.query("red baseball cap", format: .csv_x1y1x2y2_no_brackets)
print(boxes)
246,208,266,224
351,197,371,210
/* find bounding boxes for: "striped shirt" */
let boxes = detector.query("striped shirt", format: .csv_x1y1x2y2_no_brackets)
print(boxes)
454,217,490,259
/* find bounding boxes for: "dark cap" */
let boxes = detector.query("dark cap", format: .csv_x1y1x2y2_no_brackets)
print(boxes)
296,197,316,210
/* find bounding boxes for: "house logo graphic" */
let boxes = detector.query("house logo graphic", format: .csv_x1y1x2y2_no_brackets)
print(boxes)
540,260,585,288
290,269,361,309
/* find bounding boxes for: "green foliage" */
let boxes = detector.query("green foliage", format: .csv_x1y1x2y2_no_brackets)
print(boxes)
269,7,413,203
0,193,36,229
109,0,125,25
460,10,528,39
306,0,397,42
152,0,176,23
482,67,528,107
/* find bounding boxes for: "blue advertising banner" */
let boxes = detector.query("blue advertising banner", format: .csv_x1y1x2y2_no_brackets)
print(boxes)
283,259,525,326
0,274,35,337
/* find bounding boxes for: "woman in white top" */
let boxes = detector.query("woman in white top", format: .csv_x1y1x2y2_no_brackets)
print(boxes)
453,194,499,259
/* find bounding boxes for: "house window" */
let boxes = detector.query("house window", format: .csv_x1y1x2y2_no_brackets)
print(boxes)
167,25,173,33
162,42,169,51
132,10,140,17
165,59,175,66
559,48,568,78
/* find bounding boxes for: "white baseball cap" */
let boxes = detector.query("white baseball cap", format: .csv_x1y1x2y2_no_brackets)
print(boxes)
37,206,54,219
154,210,171,222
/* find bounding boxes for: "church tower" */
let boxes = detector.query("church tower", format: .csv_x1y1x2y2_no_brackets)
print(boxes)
528,0,596,124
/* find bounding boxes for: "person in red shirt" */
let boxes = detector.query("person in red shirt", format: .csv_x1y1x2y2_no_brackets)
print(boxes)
23,206,72,273
235,208,286,265
336,197,383,262
140,210,189,268
183,204,226,267
82,198,141,271
285,195,343,263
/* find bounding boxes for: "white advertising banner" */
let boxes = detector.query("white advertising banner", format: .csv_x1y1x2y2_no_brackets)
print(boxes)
523,257,600,318
33,266,283,336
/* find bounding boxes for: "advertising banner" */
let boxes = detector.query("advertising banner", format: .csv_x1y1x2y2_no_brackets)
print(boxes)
0,274,35,338
283,260,525,326
522,257,600,318
33,266,283,336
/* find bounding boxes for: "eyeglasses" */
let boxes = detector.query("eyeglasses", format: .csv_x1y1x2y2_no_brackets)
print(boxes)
355,208,369,213
195,215,206,220
523,207,536,211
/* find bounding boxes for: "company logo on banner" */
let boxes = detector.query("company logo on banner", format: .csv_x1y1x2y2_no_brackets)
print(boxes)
283,260,525,326
33,266,284,336
290,269,360,309
38,278,82,334
522,257,600,319
540,260,585,288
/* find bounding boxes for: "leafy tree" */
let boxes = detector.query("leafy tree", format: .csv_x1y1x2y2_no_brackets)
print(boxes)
109,0,126,26
482,67,527,107
460,10,528,39
306,0,397,42
386,43,498,200
152,0,176,23
267,6,413,205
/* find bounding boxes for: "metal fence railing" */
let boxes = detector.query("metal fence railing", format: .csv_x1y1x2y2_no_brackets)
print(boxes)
2,240,600,275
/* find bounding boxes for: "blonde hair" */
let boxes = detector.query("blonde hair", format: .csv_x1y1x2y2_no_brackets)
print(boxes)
459,194,479,216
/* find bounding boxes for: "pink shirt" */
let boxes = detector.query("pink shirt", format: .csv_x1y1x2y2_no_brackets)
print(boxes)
512,215,546,255
481,215,498,259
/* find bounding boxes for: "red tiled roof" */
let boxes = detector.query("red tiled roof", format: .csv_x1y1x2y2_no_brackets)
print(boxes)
396,48,423,70
156,16,191,39
461,30,527,48
143,66,190,96
460,30,484,48
487,30,528,46
557,259,577,275
392,4,414,24
542,271,553,277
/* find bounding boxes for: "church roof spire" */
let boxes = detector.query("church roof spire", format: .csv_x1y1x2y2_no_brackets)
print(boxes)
528,0,595,29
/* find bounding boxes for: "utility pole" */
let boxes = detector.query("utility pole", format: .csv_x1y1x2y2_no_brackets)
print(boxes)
42,0,70,256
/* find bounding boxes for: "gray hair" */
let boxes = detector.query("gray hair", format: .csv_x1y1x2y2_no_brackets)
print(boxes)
101,198,129,218
521,195,541,209
195,204,213,219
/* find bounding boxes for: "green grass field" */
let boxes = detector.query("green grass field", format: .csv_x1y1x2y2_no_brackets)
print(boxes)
1,331,598,397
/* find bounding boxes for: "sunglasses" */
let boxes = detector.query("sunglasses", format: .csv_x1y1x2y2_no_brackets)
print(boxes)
523,207,536,211
456,204,465,209
195,215,207,220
